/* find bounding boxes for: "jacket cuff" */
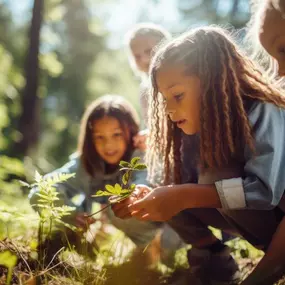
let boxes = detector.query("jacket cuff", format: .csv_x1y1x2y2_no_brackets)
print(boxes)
215,178,246,209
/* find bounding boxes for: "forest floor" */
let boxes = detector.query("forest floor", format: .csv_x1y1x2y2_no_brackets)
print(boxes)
0,195,284,285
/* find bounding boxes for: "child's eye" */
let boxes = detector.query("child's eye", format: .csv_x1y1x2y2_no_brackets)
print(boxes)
174,93,184,102
94,136,103,141
114,133,123,138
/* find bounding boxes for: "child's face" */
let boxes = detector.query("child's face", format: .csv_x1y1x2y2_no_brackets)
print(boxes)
156,66,201,135
130,35,161,73
92,116,128,165
259,0,285,76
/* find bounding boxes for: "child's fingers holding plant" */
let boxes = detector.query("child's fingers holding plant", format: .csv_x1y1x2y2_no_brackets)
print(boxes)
129,185,184,222
111,197,133,219
112,185,152,219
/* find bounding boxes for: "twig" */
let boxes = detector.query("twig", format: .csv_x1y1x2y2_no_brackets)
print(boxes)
87,203,112,218
46,247,65,270
87,195,131,218
9,240,32,274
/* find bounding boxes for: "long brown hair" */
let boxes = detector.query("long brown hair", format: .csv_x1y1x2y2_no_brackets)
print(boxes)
147,26,285,185
78,95,140,176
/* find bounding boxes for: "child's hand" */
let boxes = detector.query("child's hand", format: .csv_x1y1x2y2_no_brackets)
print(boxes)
133,129,149,151
111,185,151,219
129,185,183,222
75,213,96,231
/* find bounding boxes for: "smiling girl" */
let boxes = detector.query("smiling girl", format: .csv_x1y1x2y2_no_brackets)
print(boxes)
29,94,182,266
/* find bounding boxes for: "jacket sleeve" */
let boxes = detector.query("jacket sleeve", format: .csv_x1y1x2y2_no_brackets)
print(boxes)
215,103,285,210
28,156,89,213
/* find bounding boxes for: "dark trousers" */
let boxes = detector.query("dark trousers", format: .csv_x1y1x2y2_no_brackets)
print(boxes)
168,207,284,250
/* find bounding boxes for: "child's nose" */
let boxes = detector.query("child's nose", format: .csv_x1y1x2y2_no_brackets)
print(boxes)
165,102,176,115
105,139,114,147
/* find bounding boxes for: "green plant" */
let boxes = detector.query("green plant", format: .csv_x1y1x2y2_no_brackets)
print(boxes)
94,157,146,200
21,171,76,268
0,250,17,285
89,157,147,217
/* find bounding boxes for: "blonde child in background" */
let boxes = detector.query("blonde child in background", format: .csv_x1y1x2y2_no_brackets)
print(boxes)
125,23,171,148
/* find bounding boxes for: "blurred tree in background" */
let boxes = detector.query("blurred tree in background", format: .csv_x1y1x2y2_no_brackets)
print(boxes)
12,0,44,159
39,0,105,167
0,0,250,179
177,0,250,29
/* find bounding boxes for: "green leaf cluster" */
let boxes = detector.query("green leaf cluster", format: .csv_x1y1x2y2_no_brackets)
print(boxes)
93,157,147,201
22,171,77,236
0,250,17,285
32,171,76,226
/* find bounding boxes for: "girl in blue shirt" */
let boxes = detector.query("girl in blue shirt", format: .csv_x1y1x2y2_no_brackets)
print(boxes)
114,27,285,284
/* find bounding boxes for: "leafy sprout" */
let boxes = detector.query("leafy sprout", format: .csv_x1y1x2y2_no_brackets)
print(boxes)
0,251,17,285
92,157,147,203
20,171,77,269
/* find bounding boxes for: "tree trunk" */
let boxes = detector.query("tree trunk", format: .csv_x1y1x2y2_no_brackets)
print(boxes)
13,0,44,158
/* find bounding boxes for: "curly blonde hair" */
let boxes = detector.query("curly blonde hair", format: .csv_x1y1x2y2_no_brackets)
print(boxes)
147,26,285,185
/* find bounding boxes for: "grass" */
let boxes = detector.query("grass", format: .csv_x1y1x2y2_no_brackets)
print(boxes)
0,193,285,285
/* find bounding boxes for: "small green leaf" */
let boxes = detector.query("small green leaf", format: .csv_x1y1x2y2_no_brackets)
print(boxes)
93,190,112,197
0,250,17,268
114,183,122,194
36,193,49,199
130,184,136,190
119,161,130,168
134,163,147,170
131,157,141,166
105,184,115,193
122,172,130,185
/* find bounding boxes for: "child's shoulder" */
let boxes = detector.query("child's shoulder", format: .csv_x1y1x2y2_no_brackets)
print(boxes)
248,100,285,119
247,100,285,131
132,149,145,161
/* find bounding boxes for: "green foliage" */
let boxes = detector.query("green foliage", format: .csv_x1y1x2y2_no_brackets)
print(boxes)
22,170,76,268
0,203,24,223
0,250,17,285
27,171,76,229
0,155,25,195
93,157,146,203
